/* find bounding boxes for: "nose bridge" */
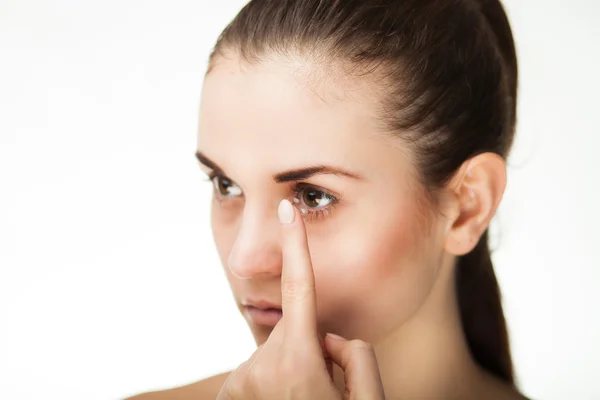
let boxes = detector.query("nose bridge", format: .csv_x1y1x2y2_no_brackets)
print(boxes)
227,201,282,279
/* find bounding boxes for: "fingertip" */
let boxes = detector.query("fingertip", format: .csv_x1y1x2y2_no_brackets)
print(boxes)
278,199,295,224
326,332,346,341
324,332,347,357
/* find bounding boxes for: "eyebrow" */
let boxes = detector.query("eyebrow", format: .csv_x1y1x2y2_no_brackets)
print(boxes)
195,151,363,183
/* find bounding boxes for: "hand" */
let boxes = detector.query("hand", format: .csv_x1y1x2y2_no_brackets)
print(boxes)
216,199,386,400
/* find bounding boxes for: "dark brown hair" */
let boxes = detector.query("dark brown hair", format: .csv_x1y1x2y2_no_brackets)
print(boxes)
208,0,518,385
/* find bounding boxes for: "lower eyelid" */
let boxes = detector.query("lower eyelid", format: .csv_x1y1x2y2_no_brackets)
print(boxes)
290,200,338,222
305,207,335,222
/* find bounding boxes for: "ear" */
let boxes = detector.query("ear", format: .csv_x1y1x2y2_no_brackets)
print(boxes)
443,153,507,256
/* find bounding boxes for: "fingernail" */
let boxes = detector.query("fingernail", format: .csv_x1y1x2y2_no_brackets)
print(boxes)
278,199,295,224
326,332,345,341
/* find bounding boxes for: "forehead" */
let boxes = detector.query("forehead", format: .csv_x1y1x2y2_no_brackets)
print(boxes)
197,55,409,179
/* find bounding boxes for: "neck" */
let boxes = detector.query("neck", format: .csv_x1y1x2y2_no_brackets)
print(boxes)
334,261,488,399
375,270,481,400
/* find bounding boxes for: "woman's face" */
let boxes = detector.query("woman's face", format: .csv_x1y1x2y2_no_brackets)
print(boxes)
197,56,450,346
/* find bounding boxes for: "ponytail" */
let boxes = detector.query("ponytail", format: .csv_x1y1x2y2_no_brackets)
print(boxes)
456,229,514,384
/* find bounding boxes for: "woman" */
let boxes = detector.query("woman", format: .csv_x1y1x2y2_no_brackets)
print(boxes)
129,0,528,398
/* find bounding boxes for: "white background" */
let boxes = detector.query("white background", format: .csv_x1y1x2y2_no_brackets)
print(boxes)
1,0,599,399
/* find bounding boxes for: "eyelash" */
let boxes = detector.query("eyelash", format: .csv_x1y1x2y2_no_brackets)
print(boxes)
205,173,339,222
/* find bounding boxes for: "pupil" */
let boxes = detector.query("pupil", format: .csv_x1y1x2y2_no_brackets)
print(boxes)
219,178,231,194
304,189,323,208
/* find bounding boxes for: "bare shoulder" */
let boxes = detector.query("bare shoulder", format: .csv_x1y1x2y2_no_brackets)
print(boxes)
125,371,231,400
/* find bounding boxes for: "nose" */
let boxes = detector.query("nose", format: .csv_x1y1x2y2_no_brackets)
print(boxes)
227,204,282,279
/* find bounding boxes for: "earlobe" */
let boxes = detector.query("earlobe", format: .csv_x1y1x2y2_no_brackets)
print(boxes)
444,153,507,256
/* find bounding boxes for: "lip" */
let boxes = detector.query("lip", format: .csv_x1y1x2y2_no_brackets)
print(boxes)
242,298,282,310
244,306,283,327
242,299,283,328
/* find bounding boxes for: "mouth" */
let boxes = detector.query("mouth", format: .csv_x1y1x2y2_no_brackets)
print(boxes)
242,300,283,328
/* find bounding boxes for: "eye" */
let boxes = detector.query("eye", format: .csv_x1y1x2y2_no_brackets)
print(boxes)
210,174,242,198
298,187,334,209
291,183,339,221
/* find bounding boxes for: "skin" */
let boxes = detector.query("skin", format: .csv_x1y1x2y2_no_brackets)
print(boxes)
215,199,385,399
127,54,526,400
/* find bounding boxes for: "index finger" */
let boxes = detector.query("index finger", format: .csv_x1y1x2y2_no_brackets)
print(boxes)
277,199,319,342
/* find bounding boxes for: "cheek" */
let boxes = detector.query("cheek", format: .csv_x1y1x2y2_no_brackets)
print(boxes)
309,201,437,339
